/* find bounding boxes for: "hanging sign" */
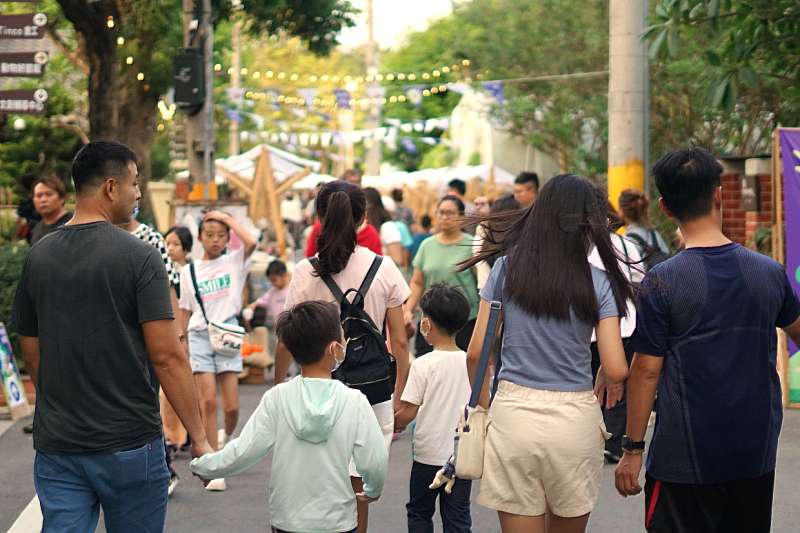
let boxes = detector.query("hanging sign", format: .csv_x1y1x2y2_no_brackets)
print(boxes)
0,13,48,39
0,51,48,78
0,88,48,115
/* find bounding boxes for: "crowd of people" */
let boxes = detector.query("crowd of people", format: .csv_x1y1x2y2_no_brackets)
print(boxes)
9,140,800,533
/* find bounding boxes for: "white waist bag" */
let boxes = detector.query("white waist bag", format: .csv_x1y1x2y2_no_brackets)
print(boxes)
454,264,505,480
190,263,245,357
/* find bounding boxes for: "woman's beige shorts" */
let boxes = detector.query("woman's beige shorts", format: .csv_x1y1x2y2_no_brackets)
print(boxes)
477,380,610,518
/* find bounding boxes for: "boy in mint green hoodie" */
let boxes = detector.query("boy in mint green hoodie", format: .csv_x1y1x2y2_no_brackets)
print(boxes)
191,301,388,533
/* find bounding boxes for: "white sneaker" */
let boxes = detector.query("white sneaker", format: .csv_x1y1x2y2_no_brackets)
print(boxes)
217,428,231,447
205,478,227,491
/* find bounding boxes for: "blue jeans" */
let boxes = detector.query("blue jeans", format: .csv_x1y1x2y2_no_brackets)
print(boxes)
34,437,169,533
407,461,472,533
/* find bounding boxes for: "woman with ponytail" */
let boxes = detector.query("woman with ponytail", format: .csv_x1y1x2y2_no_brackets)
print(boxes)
464,175,638,533
275,180,411,533
618,188,670,270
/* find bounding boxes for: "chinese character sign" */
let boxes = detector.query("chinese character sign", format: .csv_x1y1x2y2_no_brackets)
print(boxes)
780,130,800,402
0,13,48,39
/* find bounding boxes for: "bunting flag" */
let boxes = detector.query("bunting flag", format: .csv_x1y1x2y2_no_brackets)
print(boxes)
365,86,387,101
297,88,318,107
405,86,425,109
321,132,332,147
224,108,243,123
225,87,246,107
419,137,439,146
482,81,504,104
241,111,265,130
333,89,351,109
400,137,418,154
385,118,402,128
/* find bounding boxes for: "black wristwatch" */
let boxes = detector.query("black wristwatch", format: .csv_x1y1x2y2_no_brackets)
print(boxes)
621,436,646,454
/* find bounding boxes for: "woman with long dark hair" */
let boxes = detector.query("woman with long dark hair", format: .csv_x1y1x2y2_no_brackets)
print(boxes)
363,187,405,266
404,195,480,356
274,180,410,533
465,174,636,533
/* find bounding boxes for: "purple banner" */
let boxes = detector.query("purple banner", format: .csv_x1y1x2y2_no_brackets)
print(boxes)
780,130,800,402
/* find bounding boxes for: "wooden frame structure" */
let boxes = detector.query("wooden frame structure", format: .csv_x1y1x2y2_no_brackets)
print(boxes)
214,145,314,260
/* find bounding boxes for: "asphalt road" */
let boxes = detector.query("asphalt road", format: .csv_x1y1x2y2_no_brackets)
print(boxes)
3,377,800,532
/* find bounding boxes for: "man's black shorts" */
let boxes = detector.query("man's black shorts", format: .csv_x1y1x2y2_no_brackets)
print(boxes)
644,471,774,533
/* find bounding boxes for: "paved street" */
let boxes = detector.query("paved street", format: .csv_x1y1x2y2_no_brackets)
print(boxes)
3,377,800,532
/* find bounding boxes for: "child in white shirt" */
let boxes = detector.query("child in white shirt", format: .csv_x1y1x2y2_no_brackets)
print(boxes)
395,284,473,532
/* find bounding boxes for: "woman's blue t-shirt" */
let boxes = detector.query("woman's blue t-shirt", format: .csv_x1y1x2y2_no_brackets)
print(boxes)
480,257,619,392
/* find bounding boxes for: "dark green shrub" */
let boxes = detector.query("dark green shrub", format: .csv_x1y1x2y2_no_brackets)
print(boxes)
0,242,29,372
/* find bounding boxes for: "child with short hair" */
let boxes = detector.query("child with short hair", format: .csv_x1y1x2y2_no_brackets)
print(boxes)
394,284,473,533
245,260,291,357
191,300,389,533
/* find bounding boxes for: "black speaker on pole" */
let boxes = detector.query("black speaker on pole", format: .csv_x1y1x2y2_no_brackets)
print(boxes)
173,50,204,116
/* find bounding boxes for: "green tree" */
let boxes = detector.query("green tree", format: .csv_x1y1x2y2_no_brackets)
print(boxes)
383,0,610,175
38,0,357,211
645,0,800,154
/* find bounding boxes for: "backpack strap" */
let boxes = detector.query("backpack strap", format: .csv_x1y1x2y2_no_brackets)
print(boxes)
189,263,210,324
309,256,346,304
356,256,383,302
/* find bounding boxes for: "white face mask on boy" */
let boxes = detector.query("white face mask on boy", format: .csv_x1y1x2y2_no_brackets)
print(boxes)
420,318,431,341
331,341,347,371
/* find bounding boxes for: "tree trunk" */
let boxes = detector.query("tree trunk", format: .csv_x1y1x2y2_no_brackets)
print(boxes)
118,80,159,216
56,0,120,140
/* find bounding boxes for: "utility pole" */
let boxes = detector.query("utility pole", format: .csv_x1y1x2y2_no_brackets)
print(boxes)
180,0,214,198
229,0,241,157
364,0,381,176
608,0,648,206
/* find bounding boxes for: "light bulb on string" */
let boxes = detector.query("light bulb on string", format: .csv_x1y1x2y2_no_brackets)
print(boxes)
291,74,298,81
398,95,406,102
397,74,405,80
422,73,430,80
389,96,397,103
310,76,317,82
253,71,260,78
433,70,440,77
107,17,114,28
215,64,222,71
117,37,124,45
442,67,449,73
137,73,144,81
267,71,274,78
228,68,234,75
126,57,134,65
386,74,394,81
408,74,415,81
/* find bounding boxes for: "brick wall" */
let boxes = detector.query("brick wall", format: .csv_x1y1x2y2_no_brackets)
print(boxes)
721,171,773,247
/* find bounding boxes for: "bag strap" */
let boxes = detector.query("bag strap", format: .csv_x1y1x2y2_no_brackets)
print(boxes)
468,262,506,408
309,257,346,304
618,235,634,281
355,256,383,306
189,263,209,324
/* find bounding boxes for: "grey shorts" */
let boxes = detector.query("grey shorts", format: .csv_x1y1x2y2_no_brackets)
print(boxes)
188,319,243,374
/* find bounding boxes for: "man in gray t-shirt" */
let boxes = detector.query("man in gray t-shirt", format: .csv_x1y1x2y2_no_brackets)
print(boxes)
11,140,212,532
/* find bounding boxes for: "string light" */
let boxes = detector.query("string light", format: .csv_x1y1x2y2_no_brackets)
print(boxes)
117,37,124,45
107,17,114,28
137,73,144,81
215,64,222,71
126,57,134,65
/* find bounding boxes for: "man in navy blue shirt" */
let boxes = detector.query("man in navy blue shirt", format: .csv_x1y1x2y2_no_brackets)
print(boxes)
615,147,800,532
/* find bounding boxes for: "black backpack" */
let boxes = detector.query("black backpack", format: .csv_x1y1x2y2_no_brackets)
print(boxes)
310,256,397,405
627,229,668,272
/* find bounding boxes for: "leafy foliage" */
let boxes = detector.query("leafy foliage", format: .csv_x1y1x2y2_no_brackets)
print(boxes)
0,242,30,371
646,0,800,154
212,0,358,55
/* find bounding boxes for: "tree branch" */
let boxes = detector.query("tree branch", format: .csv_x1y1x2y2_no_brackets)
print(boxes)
45,26,89,75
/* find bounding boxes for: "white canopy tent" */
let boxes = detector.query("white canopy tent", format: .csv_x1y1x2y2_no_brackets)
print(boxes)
176,144,323,186
362,164,514,194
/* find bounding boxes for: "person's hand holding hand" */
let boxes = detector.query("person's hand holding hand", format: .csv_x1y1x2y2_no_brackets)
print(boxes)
190,438,215,486
355,492,381,504
615,452,643,497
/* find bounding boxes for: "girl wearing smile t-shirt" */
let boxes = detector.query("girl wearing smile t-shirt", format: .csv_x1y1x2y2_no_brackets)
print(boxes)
179,210,256,492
